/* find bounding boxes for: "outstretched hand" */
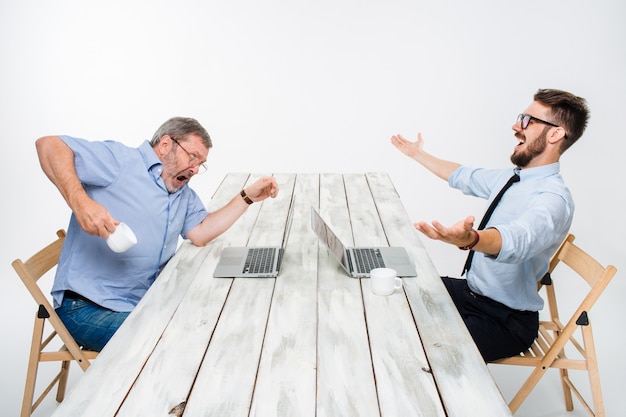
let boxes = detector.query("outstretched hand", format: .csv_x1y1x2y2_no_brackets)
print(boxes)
390,133,424,159
414,216,476,247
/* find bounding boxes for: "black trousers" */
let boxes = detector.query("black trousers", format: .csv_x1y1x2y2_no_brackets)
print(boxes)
441,276,538,362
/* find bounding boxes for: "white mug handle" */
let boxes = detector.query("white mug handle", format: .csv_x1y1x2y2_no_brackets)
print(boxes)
394,277,403,290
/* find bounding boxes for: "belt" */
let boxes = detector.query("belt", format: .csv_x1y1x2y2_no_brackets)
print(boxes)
64,290,92,303
468,289,536,316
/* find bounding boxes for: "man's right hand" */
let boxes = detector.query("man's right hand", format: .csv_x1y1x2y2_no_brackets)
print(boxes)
389,132,461,181
390,133,424,159
73,196,118,238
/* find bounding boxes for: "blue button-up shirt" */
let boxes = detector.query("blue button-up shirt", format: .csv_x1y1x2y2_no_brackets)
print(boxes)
51,137,208,311
449,163,574,311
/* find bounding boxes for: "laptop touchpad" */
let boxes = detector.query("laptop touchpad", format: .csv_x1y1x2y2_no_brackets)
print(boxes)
222,256,242,265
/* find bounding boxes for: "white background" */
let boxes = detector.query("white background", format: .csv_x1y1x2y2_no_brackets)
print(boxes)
1,1,624,416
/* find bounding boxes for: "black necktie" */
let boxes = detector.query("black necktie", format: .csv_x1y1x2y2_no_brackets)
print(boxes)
462,173,520,275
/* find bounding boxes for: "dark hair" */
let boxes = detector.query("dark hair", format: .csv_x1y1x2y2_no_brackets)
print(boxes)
150,117,212,148
534,89,589,153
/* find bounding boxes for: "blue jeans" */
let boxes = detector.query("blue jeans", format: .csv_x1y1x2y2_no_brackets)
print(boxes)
56,295,130,352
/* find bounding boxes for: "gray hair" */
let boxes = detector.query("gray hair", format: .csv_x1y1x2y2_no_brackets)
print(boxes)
150,117,212,148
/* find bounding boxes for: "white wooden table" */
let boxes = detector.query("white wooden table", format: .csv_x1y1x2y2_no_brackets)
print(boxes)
51,173,512,417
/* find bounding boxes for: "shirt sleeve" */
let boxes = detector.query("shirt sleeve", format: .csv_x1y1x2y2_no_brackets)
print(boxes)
494,191,572,264
449,165,512,199
60,135,125,187
180,187,209,237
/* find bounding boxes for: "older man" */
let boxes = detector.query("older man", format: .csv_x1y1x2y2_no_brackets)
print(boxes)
36,117,278,351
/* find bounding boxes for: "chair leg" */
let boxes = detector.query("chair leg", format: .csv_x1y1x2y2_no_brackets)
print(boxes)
508,363,550,413
554,328,574,412
21,315,44,417
583,325,605,417
559,368,574,411
56,360,71,402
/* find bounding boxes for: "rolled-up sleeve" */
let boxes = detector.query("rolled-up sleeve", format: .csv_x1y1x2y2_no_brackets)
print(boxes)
495,191,573,264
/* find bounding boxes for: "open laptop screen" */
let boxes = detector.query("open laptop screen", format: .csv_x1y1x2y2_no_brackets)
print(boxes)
310,207,350,272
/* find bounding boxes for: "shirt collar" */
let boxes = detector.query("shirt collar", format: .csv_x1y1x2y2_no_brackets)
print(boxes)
139,141,167,187
517,162,560,181
138,141,160,171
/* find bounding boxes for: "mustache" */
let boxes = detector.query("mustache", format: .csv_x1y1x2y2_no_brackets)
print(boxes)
175,169,194,181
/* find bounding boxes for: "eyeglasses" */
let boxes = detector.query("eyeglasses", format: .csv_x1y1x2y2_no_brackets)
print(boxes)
516,113,560,130
171,137,208,174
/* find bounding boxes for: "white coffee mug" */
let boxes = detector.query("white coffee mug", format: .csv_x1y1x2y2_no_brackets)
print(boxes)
106,222,138,253
370,267,402,296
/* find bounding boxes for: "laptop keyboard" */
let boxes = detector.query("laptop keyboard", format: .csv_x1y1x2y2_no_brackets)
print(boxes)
353,248,385,274
244,247,276,274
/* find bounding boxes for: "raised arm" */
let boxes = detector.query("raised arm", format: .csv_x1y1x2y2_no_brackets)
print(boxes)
35,136,117,237
390,133,461,181
185,176,279,246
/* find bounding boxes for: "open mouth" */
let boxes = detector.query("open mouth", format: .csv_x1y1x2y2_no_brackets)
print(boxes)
174,171,192,186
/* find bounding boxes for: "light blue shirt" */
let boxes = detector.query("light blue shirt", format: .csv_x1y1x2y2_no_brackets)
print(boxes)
51,136,208,312
449,163,574,311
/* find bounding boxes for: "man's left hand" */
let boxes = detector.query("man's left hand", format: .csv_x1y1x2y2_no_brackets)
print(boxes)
245,177,279,202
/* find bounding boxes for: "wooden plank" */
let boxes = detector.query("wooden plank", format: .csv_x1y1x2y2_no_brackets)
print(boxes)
344,173,387,246
249,174,319,417
183,173,297,417
364,172,424,250
346,173,445,417
51,173,253,417
366,172,513,417
115,173,264,416
316,173,380,417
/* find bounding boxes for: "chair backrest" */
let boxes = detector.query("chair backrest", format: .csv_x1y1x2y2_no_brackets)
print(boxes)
541,234,617,328
12,229,92,370
491,233,616,416
13,230,66,318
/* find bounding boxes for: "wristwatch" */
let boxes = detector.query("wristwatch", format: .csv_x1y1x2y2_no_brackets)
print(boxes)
240,189,253,205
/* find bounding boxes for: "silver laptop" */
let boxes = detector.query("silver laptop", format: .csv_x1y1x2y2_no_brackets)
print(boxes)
213,198,296,278
311,206,417,278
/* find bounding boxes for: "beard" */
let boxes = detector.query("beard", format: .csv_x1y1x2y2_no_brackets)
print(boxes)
164,170,193,194
510,127,549,167
161,149,191,193
165,181,181,194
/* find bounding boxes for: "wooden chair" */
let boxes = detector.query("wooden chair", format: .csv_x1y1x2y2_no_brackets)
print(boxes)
491,234,617,416
12,229,98,417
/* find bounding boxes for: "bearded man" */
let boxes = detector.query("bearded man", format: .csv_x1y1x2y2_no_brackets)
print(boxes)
390,89,589,361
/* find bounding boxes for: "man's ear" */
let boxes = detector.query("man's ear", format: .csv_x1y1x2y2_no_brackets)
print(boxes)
548,127,566,144
156,135,173,156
